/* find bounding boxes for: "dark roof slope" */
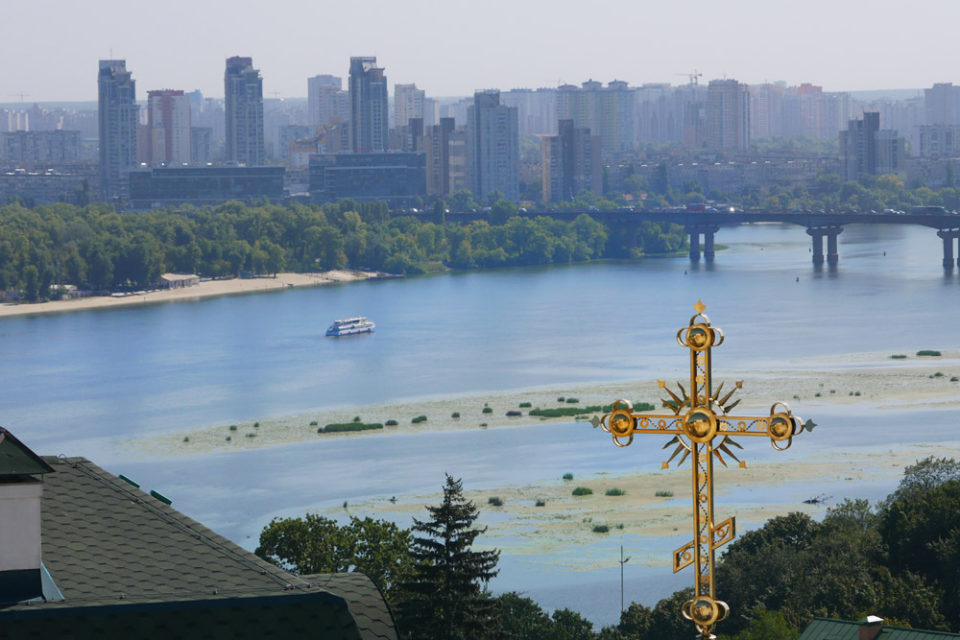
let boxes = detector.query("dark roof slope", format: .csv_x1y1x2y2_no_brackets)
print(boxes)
0,456,397,640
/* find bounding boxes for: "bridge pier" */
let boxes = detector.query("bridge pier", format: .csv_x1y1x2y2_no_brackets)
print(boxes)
704,231,716,263
938,229,960,269
686,225,719,262
689,232,700,262
807,226,843,266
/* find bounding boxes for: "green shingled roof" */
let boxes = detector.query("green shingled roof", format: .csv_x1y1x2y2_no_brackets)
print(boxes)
800,617,960,639
0,456,397,640
0,428,54,478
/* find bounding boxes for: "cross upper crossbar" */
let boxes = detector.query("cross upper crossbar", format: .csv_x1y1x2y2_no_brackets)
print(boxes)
592,301,814,640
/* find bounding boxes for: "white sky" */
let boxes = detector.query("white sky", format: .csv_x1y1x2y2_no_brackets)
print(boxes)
2,0,957,102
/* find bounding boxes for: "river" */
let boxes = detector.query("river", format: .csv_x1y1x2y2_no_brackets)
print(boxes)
2,221,959,626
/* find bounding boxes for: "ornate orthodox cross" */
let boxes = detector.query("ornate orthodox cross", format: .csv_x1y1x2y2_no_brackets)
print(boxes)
592,301,814,639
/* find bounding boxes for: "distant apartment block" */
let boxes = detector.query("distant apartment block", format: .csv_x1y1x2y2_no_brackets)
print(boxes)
425,117,468,196
841,112,905,179
98,59,139,200
307,75,348,127
925,83,960,126
394,83,425,130
0,168,97,207
349,57,388,152
146,90,191,166
467,90,519,201
308,152,425,204
541,119,601,202
390,117,424,153
224,56,265,165
841,112,879,179
1,130,81,168
127,166,284,208
558,80,636,159
913,124,960,158
191,127,213,163
500,88,558,136
706,79,750,152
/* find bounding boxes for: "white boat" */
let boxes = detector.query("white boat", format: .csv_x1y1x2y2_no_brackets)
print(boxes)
325,316,375,337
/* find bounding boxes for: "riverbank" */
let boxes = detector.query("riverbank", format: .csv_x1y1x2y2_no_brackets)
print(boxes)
0,270,384,318
130,348,960,456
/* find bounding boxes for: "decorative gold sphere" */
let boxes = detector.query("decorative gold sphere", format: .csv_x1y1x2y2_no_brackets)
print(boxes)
610,412,633,437
768,414,793,440
688,412,712,438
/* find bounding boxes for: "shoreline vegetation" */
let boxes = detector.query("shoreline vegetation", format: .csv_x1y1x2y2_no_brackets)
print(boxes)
0,200,685,306
0,269,380,318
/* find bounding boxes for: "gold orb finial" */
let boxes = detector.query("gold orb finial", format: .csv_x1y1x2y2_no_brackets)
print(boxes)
694,300,707,314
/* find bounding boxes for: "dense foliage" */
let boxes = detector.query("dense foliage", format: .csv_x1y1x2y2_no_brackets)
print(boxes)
254,513,413,604
0,199,689,301
396,474,501,640
256,458,960,638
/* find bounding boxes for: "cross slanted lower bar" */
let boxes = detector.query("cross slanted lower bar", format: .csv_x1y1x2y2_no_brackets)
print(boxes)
592,301,815,640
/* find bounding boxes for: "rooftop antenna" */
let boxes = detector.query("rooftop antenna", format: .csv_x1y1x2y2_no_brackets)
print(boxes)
8,92,30,105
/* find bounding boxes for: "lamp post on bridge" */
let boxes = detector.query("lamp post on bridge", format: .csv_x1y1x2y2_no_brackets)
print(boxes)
620,545,630,614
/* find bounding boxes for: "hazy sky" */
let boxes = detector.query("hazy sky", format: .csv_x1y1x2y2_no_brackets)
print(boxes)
2,0,958,102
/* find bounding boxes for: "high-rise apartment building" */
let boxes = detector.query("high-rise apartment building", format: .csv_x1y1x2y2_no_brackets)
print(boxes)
925,83,960,126
501,88,558,136
394,83,425,130
349,57,388,152
466,90,519,201
541,119,601,203
98,59,139,200
557,80,636,160
146,90,191,166
840,112,880,180
308,75,348,127
426,117,469,196
706,79,750,152
224,56,265,165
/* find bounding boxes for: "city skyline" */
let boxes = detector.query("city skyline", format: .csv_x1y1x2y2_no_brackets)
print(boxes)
2,0,959,102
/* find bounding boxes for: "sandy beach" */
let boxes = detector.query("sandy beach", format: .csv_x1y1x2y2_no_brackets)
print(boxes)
0,270,382,318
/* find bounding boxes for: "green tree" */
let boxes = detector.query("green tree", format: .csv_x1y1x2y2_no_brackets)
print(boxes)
494,592,555,639
21,264,40,301
397,474,500,640
255,513,412,604
721,607,799,640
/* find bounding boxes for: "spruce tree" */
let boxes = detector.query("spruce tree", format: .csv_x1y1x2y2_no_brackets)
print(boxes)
398,474,500,639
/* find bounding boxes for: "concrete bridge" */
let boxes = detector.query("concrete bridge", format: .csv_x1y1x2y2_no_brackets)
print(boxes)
435,208,960,269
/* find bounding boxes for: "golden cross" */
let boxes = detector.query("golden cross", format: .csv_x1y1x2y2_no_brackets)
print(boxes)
591,301,814,640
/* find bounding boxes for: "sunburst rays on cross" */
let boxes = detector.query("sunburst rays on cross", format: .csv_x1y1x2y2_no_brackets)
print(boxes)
589,301,815,640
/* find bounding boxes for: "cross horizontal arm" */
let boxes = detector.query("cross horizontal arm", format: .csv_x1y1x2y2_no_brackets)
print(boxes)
718,416,772,435
600,412,685,445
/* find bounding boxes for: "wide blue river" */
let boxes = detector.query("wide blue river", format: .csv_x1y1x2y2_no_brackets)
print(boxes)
2,221,959,626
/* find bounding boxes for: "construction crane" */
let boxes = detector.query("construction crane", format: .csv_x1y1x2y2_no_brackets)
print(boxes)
674,70,702,87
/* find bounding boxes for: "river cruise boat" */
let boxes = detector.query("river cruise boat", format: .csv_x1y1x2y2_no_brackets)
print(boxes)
325,316,375,337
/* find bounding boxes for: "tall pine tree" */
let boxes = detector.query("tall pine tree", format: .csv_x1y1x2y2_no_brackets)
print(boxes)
398,474,500,639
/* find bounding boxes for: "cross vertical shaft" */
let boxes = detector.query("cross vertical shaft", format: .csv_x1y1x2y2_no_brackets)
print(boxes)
593,301,814,639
